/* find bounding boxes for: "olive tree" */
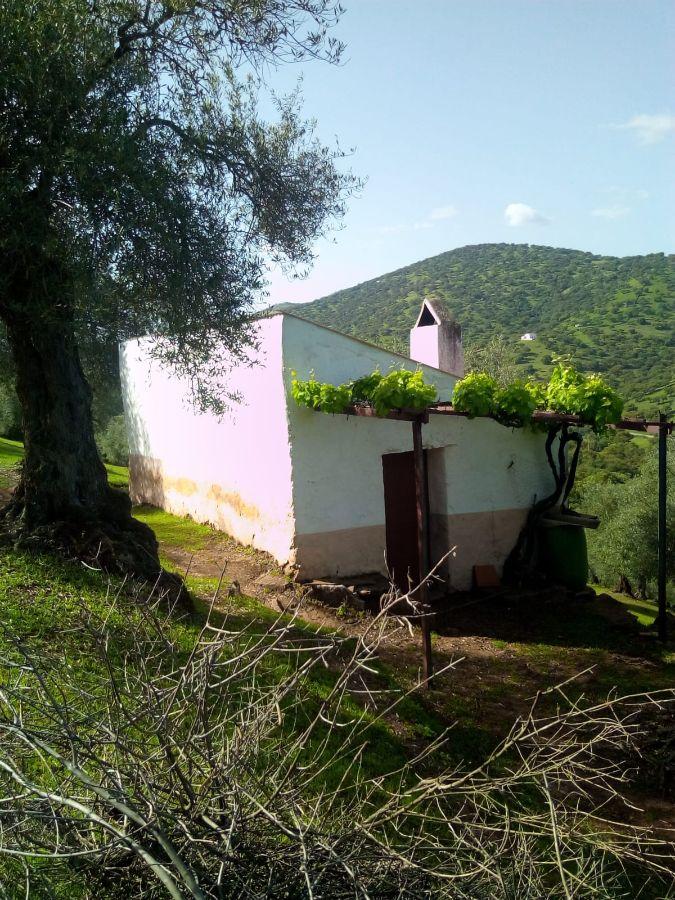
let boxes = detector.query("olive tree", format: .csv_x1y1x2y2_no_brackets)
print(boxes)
0,0,355,576
582,442,674,598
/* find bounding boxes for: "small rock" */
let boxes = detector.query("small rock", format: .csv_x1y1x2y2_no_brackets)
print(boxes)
254,573,289,591
306,582,358,609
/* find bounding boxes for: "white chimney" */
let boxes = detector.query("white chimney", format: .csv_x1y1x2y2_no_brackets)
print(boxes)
409,297,464,376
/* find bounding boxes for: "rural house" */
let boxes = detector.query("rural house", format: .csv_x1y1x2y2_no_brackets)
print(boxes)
121,300,554,590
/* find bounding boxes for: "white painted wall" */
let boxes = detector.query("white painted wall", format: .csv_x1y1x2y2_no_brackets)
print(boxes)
281,314,554,584
120,316,296,562
427,416,552,515
120,311,556,589
282,315,460,575
410,325,443,371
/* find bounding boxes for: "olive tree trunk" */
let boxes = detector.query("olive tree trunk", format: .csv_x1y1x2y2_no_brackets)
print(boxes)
1,308,161,580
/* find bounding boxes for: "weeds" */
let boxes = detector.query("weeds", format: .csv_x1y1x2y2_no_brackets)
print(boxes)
0,575,672,898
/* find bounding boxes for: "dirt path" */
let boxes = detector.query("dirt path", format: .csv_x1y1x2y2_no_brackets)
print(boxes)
165,527,672,767
160,534,275,596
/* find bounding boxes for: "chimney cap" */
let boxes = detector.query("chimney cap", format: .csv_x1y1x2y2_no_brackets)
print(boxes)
414,296,457,328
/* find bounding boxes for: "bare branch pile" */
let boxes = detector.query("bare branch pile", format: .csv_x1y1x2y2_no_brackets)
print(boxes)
0,584,672,897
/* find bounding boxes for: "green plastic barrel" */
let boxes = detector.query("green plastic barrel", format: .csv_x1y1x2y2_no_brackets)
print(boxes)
538,524,588,591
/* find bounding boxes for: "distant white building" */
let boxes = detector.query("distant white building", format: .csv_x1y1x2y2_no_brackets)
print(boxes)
121,299,553,590
520,332,537,341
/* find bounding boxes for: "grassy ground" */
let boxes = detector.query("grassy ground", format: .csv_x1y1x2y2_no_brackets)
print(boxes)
1,437,672,740
593,584,660,627
0,536,440,895
0,437,128,490
0,440,673,891
0,437,23,488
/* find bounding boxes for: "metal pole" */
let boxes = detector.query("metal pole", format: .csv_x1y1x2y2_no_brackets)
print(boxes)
412,416,433,683
657,412,668,643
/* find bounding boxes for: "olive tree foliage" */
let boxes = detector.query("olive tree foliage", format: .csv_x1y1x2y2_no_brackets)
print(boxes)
582,441,674,599
464,334,519,388
1,0,354,403
0,0,356,570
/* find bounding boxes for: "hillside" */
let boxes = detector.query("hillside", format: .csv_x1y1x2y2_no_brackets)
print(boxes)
279,244,675,416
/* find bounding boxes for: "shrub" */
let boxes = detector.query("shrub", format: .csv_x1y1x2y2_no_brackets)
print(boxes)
290,373,352,413
581,444,674,598
369,368,437,416
293,363,623,434
96,415,129,466
349,371,382,402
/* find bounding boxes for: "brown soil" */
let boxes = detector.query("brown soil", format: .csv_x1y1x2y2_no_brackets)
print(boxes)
160,527,670,730
168,534,674,828
160,535,274,596
3,464,672,827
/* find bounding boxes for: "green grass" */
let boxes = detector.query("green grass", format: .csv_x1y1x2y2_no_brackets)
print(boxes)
0,436,22,466
105,462,128,488
0,436,23,488
134,503,218,551
593,584,659,628
0,543,437,774
0,542,442,894
0,437,128,489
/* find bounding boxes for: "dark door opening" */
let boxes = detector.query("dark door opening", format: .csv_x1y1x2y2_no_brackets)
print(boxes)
382,450,420,592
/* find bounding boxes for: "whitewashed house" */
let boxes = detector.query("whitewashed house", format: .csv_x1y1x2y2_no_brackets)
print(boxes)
120,300,553,590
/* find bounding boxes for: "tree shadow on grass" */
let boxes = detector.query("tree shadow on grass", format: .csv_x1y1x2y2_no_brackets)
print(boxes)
435,589,662,658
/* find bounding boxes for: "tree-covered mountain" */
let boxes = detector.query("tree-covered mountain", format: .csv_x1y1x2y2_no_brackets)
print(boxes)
279,244,674,416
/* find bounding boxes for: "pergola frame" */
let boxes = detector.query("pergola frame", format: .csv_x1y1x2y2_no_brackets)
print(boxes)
336,404,673,682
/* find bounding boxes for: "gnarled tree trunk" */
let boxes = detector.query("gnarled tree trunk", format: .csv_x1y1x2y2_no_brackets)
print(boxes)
0,304,162,581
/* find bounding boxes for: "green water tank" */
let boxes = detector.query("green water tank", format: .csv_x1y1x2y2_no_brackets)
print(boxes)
538,524,589,592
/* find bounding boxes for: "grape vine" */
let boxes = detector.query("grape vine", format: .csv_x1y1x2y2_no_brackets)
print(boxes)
291,363,623,432
452,364,623,432
291,368,437,417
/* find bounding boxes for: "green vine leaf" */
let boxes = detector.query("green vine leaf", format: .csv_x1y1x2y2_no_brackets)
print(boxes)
291,367,437,416
292,363,623,432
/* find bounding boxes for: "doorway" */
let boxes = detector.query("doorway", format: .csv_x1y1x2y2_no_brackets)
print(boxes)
382,450,421,592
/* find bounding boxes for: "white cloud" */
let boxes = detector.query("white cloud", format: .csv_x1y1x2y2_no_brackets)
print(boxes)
429,205,458,221
591,204,630,220
603,186,649,200
374,204,458,236
504,202,549,227
615,113,675,144
374,224,406,235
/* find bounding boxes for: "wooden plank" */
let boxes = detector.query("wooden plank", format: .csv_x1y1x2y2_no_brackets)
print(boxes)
347,405,428,423
412,417,433,685
427,406,674,432
330,400,674,432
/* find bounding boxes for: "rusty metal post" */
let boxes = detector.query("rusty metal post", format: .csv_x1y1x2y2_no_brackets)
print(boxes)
412,415,433,684
657,412,668,643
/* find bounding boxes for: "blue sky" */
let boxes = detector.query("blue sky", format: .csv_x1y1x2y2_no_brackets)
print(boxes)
264,0,674,304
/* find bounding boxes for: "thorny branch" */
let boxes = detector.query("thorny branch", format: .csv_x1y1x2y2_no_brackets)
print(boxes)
0,574,672,897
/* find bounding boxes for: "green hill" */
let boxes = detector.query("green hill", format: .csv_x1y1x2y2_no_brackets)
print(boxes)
279,244,675,416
